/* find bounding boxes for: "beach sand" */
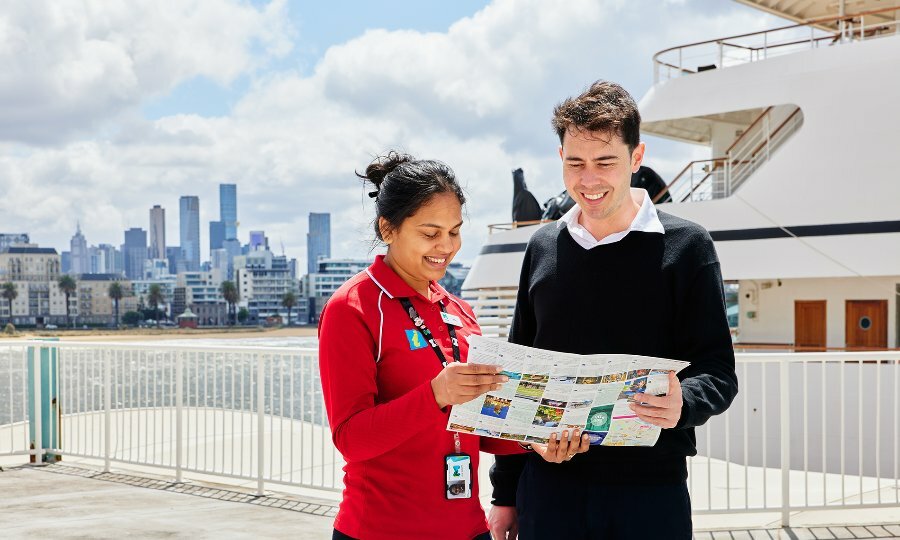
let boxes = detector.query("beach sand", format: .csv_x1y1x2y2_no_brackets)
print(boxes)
7,326,318,342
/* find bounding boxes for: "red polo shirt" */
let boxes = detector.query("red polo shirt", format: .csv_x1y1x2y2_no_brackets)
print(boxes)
318,255,520,540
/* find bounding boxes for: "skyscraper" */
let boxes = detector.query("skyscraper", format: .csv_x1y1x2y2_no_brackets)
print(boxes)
307,213,331,275
249,230,268,250
69,223,89,275
179,196,200,272
123,227,147,280
149,205,166,259
209,221,225,253
219,184,237,241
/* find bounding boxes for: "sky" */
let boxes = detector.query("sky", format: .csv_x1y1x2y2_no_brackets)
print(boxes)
0,0,787,269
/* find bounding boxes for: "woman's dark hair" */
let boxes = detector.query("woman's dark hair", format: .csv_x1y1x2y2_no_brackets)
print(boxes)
357,151,466,241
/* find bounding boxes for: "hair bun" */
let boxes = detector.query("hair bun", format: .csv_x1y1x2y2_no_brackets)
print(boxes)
357,151,412,191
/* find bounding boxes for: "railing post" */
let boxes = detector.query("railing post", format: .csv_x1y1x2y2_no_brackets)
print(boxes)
678,48,683,75
717,41,723,68
256,352,266,496
175,350,184,483
32,347,43,464
104,349,111,472
780,360,791,527
653,60,659,84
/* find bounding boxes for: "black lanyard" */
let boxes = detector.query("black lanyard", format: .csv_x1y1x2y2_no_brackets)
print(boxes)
398,297,460,366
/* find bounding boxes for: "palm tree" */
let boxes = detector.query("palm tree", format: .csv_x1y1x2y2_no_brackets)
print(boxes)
220,281,239,326
57,275,77,328
2,282,17,325
108,282,124,328
281,292,297,326
147,284,165,327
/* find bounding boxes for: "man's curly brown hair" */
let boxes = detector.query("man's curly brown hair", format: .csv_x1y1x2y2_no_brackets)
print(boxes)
552,81,641,152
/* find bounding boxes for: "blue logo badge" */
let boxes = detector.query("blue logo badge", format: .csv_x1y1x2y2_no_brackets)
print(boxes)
405,329,428,350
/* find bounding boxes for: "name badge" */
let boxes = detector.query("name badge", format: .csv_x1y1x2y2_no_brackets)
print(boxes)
440,311,463,327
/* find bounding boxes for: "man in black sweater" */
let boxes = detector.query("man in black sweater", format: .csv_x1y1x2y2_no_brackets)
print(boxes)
487,81,738,540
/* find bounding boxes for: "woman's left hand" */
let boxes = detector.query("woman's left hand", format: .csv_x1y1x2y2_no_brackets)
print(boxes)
532,429,590,463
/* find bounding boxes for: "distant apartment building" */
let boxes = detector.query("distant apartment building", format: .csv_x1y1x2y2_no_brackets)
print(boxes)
307,213,331,275
123,228,148,281
234,249,298,324
149,205,166,259
0,246,69,325
179,196,201,272
131,277,176,317
302,258,370,324
173,269,226,325
76,274,137,325
438,262,471,297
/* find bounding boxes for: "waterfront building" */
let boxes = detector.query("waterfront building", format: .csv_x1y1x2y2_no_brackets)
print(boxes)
179,196,201,272
174,269,226,325
76,274,137,326
234,248,298,324
438,262,470,297
0,246,68,325
302,258,370,324
306,213,331,275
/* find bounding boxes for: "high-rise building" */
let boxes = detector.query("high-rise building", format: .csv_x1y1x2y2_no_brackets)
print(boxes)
179,196,200,272
209,221,225,253
149,205,166,259
165,246,182,275
220,184,237,241
69,223,89,275
123,228,147,280
307,213,331,275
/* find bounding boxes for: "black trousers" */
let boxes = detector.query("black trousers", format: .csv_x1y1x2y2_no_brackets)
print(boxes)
333,529,491,540
515,457,692,540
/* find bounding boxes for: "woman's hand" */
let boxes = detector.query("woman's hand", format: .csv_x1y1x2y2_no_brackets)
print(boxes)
431,363,508,409
532,429,591,463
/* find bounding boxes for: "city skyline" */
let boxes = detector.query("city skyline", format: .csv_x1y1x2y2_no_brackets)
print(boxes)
0,1,783,272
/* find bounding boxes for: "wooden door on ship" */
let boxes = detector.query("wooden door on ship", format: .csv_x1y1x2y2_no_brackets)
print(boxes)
845,300,887,349
794,300,826,351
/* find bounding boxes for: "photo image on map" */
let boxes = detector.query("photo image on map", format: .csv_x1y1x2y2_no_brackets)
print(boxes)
585,404,613,432
532,405,564,427
481,396,512,419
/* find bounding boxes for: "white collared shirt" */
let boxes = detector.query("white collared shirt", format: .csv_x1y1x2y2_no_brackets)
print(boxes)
557,188,665,249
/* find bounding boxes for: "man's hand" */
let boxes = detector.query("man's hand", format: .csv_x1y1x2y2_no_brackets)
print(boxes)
532,429,590,463
628,371,683,428
488,505,518,540
431,363,508,409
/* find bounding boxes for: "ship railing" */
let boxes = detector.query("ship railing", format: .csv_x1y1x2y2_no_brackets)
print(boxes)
653,6,900,83
462,288,518,338
653,105,803,204
487,220,553,235
3,342,900,527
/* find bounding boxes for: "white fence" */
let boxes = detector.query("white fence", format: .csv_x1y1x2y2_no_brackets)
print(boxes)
0,342,341,495
2,342,899,526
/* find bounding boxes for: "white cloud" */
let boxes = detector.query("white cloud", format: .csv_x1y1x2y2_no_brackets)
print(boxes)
0,0,784,268
0,0,293,144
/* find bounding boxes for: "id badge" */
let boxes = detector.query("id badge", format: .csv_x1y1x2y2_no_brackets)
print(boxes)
444,453,472,499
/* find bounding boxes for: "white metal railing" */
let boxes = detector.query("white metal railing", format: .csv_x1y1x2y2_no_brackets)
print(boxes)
655,105,803,204
2,342,899,527
0,341,341,494
462,288,518,338
654,7,900,83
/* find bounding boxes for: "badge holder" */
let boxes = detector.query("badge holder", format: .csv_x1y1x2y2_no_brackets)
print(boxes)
444,453,472,499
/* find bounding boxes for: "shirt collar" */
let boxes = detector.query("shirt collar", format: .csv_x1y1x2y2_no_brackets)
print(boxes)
556,187,665,246
365,255,447,303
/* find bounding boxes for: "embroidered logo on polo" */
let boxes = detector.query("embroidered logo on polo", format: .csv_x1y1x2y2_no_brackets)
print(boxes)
405,329,429,350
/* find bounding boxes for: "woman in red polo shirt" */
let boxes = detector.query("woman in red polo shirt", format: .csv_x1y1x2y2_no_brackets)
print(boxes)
319,152,588,540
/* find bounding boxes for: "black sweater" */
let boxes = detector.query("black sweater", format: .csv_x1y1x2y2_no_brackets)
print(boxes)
491,211,738,505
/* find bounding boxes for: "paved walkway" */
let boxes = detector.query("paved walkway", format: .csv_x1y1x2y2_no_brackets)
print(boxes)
1,463,898,539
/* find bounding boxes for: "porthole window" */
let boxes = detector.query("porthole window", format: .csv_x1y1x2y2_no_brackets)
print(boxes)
859,316,872,330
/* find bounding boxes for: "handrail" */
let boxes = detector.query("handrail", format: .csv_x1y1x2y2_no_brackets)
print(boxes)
725,106,774,155
652,158,725,203
653,5,900,64
487,219,553,234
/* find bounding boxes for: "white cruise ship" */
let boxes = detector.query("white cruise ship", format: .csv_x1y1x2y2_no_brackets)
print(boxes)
463,0,900,352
